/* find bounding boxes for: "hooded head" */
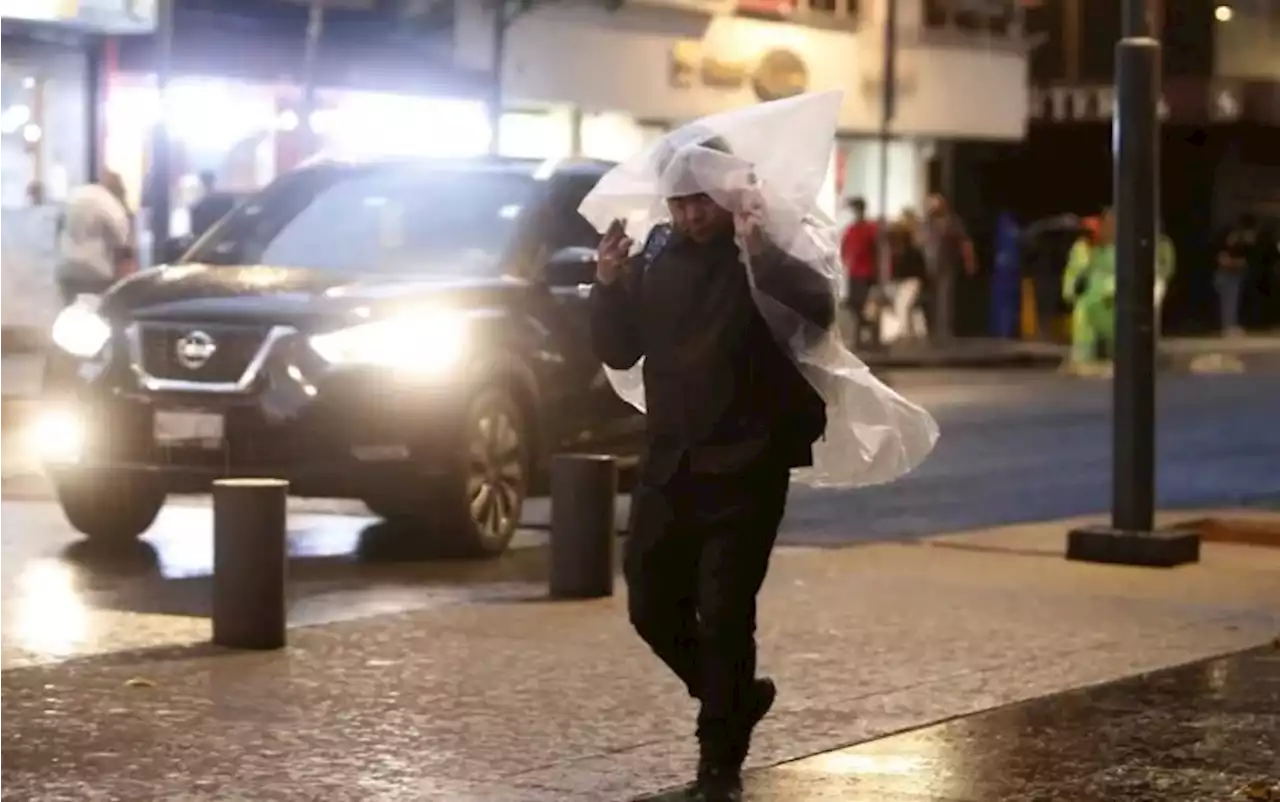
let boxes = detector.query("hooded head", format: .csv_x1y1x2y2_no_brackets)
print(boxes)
651,130,737,244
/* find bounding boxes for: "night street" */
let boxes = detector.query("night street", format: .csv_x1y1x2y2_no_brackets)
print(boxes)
786,366,1280,543
4,366,1279,669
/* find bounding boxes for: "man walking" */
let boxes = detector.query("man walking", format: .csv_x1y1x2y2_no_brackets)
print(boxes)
921,193,976,342
839,196,879,347
590,136,835,802
55,171,134,305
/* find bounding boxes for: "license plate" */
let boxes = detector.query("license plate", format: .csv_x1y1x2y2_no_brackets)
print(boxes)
154,410,225,448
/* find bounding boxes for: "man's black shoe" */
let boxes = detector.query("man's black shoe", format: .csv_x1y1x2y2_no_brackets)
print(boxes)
691,760,743,802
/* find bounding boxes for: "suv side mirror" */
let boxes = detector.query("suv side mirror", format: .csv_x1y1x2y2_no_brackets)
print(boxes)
544,246,598,287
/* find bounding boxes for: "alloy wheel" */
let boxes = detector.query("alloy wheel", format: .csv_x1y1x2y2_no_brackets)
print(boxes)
465,407,525,544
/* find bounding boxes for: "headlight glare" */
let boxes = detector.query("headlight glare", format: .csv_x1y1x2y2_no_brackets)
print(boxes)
309,312,469,374
51,303,111,358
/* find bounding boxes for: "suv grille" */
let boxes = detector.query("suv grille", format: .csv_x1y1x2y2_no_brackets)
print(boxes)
137,323,269,383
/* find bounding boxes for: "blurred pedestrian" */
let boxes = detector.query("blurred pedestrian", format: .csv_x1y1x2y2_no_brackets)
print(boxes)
990,211,1021,339
839,196,879,348
54,171,135,305
885,220,929,341
1155,221,1176,335
921,193,976,342
1215,214,1260,336
900,207,923,247
189,169,238,241
26,179,47,207
591,134,834,802
1062,208,1115,373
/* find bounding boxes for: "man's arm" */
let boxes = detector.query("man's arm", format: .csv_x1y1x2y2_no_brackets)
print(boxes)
954,218,977,275
1157,236,1176,280
589,256,645,370
1063,239,1092,303
102,205,135,277
751,240,838,335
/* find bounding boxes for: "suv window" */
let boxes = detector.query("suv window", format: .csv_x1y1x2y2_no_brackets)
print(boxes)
185,165,537,277
544,173,605,253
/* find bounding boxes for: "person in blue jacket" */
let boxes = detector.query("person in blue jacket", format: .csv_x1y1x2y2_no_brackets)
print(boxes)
990,211,1021,338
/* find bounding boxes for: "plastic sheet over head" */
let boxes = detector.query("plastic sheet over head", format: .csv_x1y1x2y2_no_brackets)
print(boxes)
578,90,939,488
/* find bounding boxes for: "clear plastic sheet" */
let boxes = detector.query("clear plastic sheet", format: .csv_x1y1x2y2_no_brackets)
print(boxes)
578,90,938,488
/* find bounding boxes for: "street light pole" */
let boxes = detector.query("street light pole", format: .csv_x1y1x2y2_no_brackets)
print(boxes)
149,0,174,267
1066,0,1198,567
300,0,326,156
1111,0,1157,534
875,0,898,289
488,0,509,156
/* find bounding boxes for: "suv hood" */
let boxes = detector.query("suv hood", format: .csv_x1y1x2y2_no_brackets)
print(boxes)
103,264,526,327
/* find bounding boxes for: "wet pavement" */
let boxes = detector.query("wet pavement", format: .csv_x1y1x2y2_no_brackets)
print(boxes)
640,645,1280,801
2,525,1278,801
4,369,1280,668
0,497,573,668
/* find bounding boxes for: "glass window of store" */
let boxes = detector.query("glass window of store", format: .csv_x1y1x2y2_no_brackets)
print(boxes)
1,42,89,209
2,40,90,334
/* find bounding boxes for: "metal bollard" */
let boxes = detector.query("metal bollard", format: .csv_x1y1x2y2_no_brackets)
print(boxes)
549,454,617,600
212,478,289,649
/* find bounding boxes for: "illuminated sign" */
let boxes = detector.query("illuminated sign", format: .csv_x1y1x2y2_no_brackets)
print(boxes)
3,0,157,34
670,40,809,101
1029,81,1245,124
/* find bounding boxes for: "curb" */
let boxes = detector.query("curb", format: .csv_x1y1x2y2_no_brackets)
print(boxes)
863,351,1063,370
1172,516,1280,549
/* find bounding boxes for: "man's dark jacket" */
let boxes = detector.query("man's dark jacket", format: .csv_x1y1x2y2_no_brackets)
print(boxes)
590,225,836,484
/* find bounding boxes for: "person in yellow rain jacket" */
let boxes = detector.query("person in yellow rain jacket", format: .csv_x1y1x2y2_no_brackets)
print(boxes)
1062,211,1113,369
1154,228,1176,332
1062,208,1177,370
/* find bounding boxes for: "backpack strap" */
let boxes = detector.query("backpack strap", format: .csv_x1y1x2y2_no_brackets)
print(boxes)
638,224,673,274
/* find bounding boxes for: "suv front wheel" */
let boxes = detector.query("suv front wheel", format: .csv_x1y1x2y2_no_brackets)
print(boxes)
366,385,530,558
53,470,166,544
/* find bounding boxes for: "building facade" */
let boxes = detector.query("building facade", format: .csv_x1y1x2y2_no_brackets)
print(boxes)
979,0,1280,333
456,0,1031,219
2,1,157,334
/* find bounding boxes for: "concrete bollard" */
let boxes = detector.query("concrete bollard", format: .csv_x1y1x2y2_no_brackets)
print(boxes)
549,454,617,600
212,478,289,649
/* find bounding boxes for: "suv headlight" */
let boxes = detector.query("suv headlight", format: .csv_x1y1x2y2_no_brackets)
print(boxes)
51,303,111,358
309,311,470,374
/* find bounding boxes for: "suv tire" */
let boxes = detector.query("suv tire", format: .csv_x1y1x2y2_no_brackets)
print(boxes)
54,471,166,544
366,385,530,559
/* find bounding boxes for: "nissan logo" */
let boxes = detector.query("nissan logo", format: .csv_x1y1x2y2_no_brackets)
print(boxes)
175,330,217,370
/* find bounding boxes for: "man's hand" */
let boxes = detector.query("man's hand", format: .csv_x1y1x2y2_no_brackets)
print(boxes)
733,187,768,256
596,219,633,285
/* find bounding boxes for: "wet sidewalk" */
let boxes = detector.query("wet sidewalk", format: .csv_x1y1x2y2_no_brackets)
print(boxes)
3,517,1279,801
645,645,1278,802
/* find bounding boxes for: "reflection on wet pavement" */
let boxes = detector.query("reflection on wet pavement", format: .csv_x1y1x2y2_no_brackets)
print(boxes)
648,646,1280,801
1,496,612,668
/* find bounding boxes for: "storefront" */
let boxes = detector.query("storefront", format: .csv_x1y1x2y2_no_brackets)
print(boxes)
2,4,154,336
1,34,95,208
452,0,1029,221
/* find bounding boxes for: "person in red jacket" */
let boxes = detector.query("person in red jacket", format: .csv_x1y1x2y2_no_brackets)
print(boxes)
839,197,879,347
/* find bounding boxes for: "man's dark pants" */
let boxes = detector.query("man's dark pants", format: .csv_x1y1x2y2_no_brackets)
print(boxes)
623,452,790,762
846,276,876,349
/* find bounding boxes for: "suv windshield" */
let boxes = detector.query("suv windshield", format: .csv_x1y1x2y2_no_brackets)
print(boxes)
183,164,537,276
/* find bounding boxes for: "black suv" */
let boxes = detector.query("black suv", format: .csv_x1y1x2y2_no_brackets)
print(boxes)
43,156,643,556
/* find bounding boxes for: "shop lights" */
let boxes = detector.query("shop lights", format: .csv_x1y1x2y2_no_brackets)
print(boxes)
1,104,32,135
106,80,494,157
